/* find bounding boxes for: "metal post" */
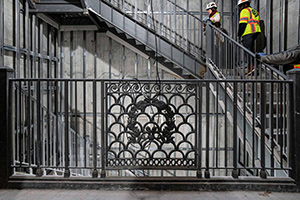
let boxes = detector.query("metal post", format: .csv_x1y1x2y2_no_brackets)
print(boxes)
196,82,202,178
92,81,98,178
100,81,106,178
287,69,300,185
0,67,14,188
266,0,272,54
260,83,267,179
186,0,189,51
299,0,300,44
36,80,43,177
160,0,164,35
134,0,137,20
205,83,210,178
64,81,70,178
232,82,239,179
0,0,4,66
16,0,21,78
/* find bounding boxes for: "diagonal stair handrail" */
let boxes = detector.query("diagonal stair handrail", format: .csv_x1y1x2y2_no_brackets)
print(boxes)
205,22,287,81
85,0,207,78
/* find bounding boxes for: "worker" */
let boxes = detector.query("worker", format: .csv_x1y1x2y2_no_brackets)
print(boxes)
238,0,261,52
203,2,221,29
257,44,300,72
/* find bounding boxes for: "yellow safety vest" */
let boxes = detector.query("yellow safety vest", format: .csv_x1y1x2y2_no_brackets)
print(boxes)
294,64,300,69
239,7,261,37
211,12,221,23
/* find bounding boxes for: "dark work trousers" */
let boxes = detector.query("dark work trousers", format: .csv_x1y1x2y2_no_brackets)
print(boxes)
242,32,260,52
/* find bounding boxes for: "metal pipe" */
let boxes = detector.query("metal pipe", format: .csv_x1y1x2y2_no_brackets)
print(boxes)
64,80,70,178
186,0,189,50
232,82,238,178
197,82,202,178
100,81,106,178
16,0,21,77
36,80,42,177
0,0,4,66
92,81,98,178
94,32,97,78
205,83,210,178
260,83,267,179
39,19,43,78
299,0,300,44
266,0,272,54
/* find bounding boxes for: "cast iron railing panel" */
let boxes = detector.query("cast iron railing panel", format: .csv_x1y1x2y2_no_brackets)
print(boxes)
106,81,197,170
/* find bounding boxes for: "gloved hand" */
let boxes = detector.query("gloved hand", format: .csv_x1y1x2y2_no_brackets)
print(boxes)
202,17,209,22
256,52,266,59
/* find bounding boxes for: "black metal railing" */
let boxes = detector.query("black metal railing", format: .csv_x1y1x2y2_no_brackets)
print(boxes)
9,78,292,178
102,0,206,60
205,22,287,81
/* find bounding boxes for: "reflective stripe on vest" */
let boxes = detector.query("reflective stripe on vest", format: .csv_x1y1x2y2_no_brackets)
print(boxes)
239,7,261,37
294,64,300,69
212,12,221,23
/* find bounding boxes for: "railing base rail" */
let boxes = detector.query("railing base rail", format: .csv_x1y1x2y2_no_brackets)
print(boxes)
8,176,299,192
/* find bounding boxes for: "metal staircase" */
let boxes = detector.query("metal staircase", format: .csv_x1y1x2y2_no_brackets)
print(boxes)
31,0,207,79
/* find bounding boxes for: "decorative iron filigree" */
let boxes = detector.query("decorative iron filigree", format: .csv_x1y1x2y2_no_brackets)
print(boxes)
127,97,175,146
106,82,197,169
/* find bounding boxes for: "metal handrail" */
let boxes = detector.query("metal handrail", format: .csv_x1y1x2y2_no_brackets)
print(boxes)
205,22,287,80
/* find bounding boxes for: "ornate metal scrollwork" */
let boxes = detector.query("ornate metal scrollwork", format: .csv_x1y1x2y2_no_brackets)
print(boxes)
106,82,197,169
127,97,175,146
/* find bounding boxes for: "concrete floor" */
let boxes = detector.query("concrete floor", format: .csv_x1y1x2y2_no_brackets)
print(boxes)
0,190,300,200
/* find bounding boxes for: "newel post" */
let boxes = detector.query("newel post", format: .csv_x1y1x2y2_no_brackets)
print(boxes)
0,67,14,188
287,69,300,185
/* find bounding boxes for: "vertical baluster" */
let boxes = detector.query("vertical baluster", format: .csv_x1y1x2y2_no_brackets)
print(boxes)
243,82,246,170
47,80,51,168
232,82,238,178
224,82,228,175
101,81,106,178
215,82,219,171
36,80,43,177
186,1,189,51
174,0,177,44
64,81,70,178
27,80,31,174
205,83,210,178
54,80,59,174
279,82,283,169
92,81,98,178
260,82,267,178
134,0,137,20
197,82,202,178
84,80,87,169
75,80,78,168
269,79,275,176
19,81,22,169
252,82,256,174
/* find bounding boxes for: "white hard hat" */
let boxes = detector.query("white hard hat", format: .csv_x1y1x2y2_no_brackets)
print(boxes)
238,0,251,6
206,2,217,10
